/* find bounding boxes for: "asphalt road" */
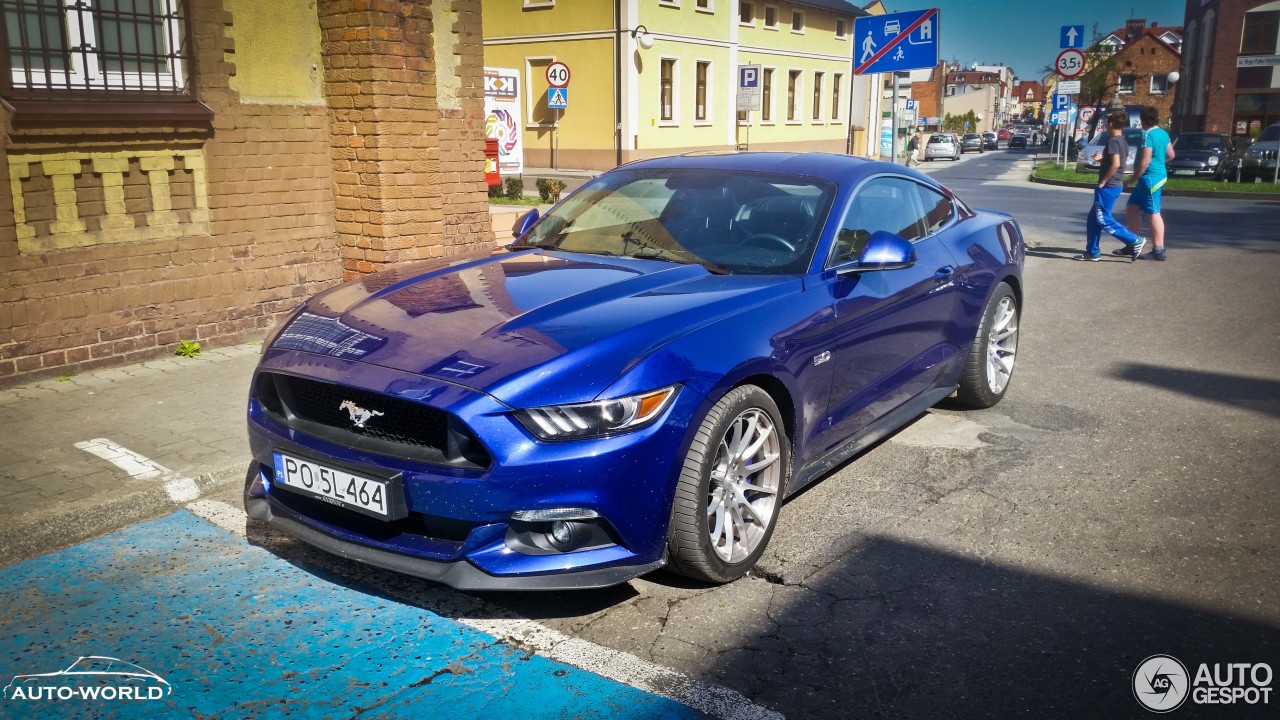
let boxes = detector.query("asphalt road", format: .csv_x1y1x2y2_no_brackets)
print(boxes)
217,149,1280,718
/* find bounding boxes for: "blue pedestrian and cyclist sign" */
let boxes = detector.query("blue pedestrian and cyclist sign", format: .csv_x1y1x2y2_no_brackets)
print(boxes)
854,8,940,75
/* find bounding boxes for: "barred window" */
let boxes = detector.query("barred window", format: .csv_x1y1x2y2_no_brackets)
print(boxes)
3,0,191,97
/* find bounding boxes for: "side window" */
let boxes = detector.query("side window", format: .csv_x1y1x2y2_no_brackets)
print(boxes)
914,184,955,236
830,177,928,266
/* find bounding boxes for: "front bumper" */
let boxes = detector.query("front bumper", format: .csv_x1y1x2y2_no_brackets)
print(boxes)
246,349,702,590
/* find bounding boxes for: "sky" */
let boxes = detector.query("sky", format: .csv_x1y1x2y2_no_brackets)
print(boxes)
880,0,1187,81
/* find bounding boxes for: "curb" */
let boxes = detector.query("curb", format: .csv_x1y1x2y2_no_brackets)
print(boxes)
1028,173,1280,201
0,460,246,567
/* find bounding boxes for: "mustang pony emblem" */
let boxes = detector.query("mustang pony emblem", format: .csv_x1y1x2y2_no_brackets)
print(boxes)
339,400,384,428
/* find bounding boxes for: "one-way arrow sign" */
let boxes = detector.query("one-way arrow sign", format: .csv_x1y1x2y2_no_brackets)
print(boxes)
1061,24,1084,49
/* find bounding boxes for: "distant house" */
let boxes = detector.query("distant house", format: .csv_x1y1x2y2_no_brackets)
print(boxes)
1013,80,1045,122
1173,1,1280,139
1078,19,1182,130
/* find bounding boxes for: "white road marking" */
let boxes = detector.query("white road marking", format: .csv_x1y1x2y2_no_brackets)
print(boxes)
183,499,782,720
76,438,202,503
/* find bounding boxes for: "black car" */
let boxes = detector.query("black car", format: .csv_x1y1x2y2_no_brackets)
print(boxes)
959,133,985,153
1168,132,1232,181
981,132,998,150
1008,135,1027,149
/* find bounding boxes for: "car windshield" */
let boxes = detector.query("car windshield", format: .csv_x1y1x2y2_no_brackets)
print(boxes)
515,168,837,275
929,135,951,143
1258,124,1280,142
963,134,980,140
1174,135,1224,152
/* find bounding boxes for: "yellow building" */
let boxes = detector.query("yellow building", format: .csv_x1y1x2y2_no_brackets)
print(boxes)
483,0,868,171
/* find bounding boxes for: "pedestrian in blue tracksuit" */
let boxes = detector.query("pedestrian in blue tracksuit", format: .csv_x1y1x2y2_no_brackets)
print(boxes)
1075,110,1146,262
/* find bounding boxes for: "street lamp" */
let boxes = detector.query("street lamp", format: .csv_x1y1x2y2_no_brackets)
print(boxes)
632,25,655,50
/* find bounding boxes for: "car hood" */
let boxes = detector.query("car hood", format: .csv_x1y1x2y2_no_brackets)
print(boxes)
273,250,798,407
1171,150,1219,163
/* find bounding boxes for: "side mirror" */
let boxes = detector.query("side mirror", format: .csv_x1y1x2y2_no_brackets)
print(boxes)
513,209,540,240
837,230,916,275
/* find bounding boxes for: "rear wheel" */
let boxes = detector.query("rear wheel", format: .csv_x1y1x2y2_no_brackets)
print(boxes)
666,385,789,584
955,282,1019,408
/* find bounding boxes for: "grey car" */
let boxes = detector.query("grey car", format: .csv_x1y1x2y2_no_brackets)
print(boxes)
925,133,960,161
959,133,985,153
1240,123,1280,183
1075,127,1144,175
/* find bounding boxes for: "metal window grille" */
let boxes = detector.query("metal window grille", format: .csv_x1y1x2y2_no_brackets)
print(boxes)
2,0,192,99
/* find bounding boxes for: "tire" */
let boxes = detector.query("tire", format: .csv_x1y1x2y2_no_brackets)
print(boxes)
954,282,1019,409
666,385,789,584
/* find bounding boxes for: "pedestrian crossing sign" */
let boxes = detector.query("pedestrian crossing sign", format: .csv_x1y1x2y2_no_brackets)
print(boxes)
547,88,568,109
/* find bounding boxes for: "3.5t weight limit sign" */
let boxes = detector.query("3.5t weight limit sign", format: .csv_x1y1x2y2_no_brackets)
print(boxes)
1055,49,1085,79
546,61,570,88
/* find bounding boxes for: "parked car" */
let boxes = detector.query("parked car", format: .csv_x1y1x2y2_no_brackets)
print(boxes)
1167,132,1231,180
1240,123,1280,183
981,131,998,150
1075,127,1145,174
244,152,1026,590
959,133,985,153
1008,134,1027,149
925,133,960,161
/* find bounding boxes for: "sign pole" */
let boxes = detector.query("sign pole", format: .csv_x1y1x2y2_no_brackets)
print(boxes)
553,108,559,170
892,75,900,164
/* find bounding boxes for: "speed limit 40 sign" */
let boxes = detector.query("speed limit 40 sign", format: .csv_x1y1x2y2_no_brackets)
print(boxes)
546,61,570,88
1055,49,1085,79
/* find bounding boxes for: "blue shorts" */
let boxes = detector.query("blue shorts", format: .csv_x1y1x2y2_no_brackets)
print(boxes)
1127,176,1166,214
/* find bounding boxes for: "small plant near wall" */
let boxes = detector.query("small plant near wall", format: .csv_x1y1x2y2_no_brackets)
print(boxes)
488,183,504,199
175,340,202,359
536,178,567,203
503,177,524,199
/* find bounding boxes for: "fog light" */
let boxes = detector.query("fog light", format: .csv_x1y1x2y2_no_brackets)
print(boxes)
549,521,573,547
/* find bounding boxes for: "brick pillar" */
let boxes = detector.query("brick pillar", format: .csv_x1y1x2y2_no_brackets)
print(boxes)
317,0,493,279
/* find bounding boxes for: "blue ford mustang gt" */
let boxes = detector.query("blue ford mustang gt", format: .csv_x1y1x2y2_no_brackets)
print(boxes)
245,152,1024,590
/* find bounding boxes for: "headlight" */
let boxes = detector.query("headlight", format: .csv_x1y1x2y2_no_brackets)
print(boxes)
515,385,679,441
1208,156,1220,166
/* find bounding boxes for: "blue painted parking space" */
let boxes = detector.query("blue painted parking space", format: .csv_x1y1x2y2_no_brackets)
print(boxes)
0,511,706,719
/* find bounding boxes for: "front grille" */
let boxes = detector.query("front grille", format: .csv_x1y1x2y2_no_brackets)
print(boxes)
256,373,490,469
268,480,476,545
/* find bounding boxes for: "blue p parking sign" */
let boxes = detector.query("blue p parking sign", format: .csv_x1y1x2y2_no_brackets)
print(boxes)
740,66,759,88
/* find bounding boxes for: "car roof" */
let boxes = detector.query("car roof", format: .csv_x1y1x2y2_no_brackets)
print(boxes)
623,151,896,185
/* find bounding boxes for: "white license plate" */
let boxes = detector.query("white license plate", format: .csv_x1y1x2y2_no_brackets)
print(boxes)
1173,169,1197,175
273,452,391,518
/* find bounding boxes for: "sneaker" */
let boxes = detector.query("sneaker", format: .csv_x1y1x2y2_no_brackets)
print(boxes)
1073,253,1101,262
1130,236,1147,262
1145,247,1167,261
1111,244,1135,257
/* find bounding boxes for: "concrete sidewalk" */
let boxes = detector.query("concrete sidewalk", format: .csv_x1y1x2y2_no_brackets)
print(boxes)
0,345,261,565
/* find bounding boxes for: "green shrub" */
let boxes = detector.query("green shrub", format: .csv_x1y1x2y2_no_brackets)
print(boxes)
503,177,524,199
487,183,503,199
536,178,568,203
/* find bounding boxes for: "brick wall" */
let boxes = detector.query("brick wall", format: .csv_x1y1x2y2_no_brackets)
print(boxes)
1,0,495,385
1105,33,1181,124
0,0,342,384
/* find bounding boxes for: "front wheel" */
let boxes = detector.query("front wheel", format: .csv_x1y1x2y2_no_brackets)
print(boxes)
666,385,789,584
955,282,1019,408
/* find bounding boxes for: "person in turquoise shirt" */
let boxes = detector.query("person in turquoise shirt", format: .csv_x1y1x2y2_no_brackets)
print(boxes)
1121,106,1175,261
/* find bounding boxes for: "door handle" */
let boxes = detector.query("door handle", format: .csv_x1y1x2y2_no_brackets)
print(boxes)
933,265,955,283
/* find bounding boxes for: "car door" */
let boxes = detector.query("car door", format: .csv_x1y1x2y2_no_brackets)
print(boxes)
811,175,965,456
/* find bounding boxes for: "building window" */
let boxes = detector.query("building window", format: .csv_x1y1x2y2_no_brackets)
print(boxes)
762,67,773,122
661,58,676,121
787,69,800,122
1241,10,1280,55
739,1,752,25
835,19,847,39
695,61,709,122
522,0,555,8
791,11,804,33
3,0,191,95
659,0,680,8
812,71,822,121
831,73,842,120
1150,73,1169,94
764,5,777,29
695,0,712,12
1118,73,1136,94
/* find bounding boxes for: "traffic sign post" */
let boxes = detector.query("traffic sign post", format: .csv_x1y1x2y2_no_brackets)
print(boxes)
1055,48,1085,79
544,62,570,169
853,9,940,75
1060,25,1084,49
736,65,763,150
